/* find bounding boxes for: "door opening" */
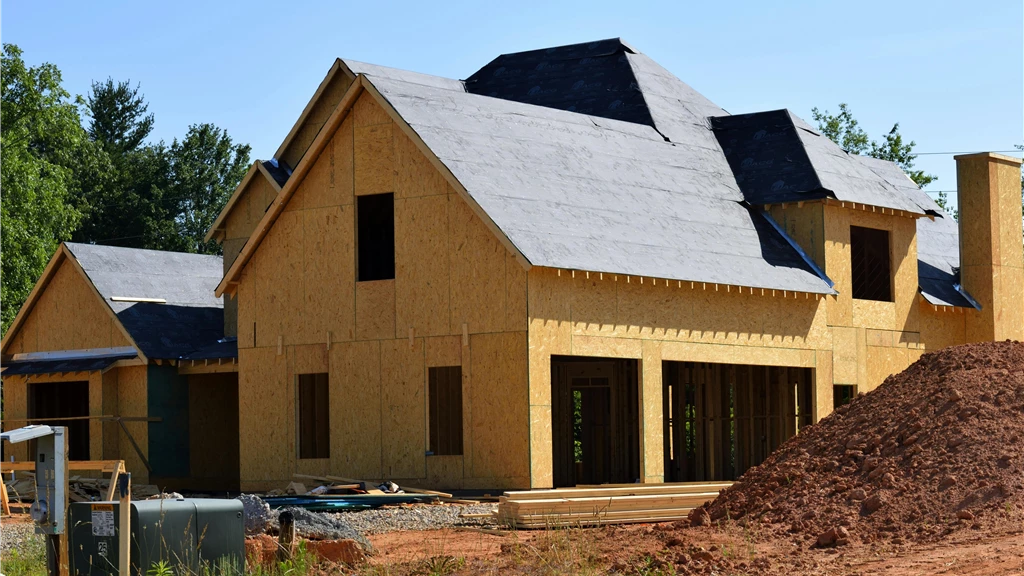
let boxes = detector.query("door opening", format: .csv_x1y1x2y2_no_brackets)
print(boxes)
29,380,90,460
552,356,639,487
663,362,813,482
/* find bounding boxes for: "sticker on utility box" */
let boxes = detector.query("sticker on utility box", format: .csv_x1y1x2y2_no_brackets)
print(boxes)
91,504,115,537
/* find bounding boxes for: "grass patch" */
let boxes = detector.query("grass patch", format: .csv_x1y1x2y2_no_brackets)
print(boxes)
3,534,47,576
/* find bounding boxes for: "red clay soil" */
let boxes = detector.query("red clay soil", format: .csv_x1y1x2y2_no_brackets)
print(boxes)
689,340,1024,550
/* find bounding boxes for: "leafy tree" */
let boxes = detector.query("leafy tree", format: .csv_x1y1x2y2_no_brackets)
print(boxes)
1,44,86,332
86,78,154,155
74,82,250,253
163,124,251,254
811,103,937,189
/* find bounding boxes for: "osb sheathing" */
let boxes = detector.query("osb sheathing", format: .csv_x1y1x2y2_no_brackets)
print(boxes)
769,203,826,269
956,154,1024,342
279,71,354,170
112,365,149,484
234,93,530,490
1,375,29,462
3,258,130,355
525,267,833,487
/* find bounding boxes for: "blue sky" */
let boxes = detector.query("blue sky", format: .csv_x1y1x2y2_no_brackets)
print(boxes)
4,0,1022,204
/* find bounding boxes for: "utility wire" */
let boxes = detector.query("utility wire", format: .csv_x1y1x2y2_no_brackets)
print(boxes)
913,150,1022,156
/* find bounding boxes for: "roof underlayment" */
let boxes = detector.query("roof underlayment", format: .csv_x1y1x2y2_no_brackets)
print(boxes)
230,37,967,304
65,243,229,359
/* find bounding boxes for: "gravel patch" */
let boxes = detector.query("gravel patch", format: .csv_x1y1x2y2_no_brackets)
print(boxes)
270,507,373,552
326,503,497,535
1,522,42,555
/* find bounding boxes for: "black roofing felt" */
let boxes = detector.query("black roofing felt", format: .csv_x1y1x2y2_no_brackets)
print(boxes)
2,351,137,376
180,337,238,360
465,38,657,128
262,160,291,187
711,110,830,205
64,243,227,359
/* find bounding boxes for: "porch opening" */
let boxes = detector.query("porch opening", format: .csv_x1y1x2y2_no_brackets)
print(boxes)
551,356,640,487
29,380,90,460
662,362,813,482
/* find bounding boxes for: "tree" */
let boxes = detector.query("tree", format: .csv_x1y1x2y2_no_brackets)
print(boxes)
163,124,251,254
811,103,937,189
73,81,250,253
86,78,154,155
1,44,86,332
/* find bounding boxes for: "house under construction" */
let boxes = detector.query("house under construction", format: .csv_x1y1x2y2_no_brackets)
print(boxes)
2,38,1022,492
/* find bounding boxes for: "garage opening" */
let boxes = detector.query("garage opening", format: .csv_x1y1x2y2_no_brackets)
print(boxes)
551,356,639,487
187,373,241,491
29,381,90,460
662,362,813,482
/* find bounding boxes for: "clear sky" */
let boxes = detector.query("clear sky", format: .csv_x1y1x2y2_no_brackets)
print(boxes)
4,0,1022,204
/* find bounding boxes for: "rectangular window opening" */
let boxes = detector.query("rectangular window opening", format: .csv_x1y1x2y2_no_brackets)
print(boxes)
297,373,329,459
833,385,857,409
428,366,463,456
357,193,395,282
850,225,892,302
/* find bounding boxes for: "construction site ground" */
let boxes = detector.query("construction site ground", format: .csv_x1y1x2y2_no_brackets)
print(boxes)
4,341,1024,575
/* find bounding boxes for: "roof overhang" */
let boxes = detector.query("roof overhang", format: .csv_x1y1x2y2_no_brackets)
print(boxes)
0,245,149,363
215,74,532,297
1,346,140,376
204,161,284,243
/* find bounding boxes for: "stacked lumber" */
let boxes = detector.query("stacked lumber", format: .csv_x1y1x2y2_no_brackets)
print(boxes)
496,482,732,528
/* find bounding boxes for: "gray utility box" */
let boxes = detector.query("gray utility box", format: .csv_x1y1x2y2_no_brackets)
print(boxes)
68,499,244,576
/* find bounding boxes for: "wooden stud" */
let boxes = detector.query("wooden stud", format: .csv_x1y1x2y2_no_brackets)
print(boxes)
462,323,469,346
278,335,283,356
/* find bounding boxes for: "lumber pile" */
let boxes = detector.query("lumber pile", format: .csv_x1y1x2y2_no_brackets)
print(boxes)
495,482,732,528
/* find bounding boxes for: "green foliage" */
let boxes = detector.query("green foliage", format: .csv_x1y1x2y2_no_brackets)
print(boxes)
87,78,155,155
163,124,251,254
416,555,465,576
572,390,583,463
811,103,936,189
147,559,176,576
1,43,85,333
74,80,250,254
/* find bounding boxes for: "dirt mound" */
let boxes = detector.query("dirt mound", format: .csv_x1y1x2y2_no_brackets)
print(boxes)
691,341,1024,548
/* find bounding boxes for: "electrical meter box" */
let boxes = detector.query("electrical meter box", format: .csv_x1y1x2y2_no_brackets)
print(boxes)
68,499,244,576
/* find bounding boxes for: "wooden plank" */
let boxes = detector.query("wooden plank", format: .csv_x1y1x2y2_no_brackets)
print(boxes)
2,460,122,472
0,482,10,515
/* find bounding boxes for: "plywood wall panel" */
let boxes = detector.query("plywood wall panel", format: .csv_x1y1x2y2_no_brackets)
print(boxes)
449,194,507,334
238,347,291,489
280,72,354,170
395,195,450,337
356,280,396,340
115,365,149,485
236,278,255,349
354,124,394,196
814,350,834,420
395,129,447,199
640,340,663,483
505,252,528,332
304,206,355,342
330,340,382,479
469,331,529,479
353,92,392,127
88,371,103,460
380,339,425,479
425,335,461,368
11,259,130,354
1,376,29,462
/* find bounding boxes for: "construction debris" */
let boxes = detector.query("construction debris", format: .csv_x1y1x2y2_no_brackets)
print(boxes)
4,472,160,503
238,494,272,535
496,482,731,528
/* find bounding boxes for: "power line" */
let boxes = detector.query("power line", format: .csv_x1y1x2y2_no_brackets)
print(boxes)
913,150,1022,156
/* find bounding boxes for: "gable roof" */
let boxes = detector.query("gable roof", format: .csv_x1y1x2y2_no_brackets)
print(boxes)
2,243,228,361
218,39,969,305
65,243,225,359
205,161,284,242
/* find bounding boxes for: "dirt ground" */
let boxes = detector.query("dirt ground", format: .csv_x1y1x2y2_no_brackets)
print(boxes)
367,522,1024,575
